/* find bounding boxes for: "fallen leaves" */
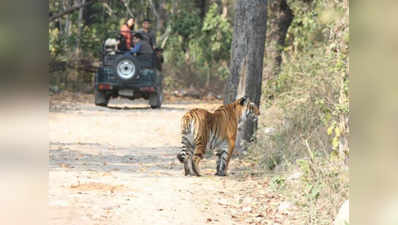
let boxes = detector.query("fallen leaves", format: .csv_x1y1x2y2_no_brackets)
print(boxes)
203,176,299,225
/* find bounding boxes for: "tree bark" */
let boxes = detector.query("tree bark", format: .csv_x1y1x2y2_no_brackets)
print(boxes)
148,0,163,34
75,0,86,56
264,0,293,80
195,0,208,22
224,0,268,152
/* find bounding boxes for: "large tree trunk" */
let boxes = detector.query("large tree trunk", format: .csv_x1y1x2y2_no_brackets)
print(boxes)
224,0,268,152
264,0,293,81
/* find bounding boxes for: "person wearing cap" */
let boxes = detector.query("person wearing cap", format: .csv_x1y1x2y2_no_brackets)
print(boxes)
137,19,156,49
120,18,135,50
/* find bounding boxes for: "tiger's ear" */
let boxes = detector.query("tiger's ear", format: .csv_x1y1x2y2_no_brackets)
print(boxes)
239,96,247,105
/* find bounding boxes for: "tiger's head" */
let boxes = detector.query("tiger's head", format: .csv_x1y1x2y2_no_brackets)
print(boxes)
236,96,260,122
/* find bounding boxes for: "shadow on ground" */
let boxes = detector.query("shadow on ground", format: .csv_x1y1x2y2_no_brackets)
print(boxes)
49,142,182,175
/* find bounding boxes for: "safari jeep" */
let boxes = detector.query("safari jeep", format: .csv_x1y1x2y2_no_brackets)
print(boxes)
94,34,163,108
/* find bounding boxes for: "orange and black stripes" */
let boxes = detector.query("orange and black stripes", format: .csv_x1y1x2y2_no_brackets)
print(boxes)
177,97,260,176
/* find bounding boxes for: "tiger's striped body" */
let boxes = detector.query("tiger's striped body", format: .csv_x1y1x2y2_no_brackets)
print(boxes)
177,97,260,176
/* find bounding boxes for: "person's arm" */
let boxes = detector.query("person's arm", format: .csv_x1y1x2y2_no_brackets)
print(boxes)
130,42,142,54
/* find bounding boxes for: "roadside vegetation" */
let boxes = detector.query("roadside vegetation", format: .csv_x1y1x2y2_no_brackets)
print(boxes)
245,0,349,224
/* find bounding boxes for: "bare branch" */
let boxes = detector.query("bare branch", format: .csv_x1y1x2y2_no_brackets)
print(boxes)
121,0,135,18
148,0,160,20
49,0,98,22
102,2,113,16
159,26,171,49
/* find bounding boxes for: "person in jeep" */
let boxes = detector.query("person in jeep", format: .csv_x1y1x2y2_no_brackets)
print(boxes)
136,19,156,49
120,17,135,50
127,33,153,55
95,25,163,108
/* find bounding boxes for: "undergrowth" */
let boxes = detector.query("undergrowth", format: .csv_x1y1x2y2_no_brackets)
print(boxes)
246,0,349,224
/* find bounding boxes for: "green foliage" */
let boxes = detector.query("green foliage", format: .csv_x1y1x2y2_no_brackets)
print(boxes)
189,3,232,79
289,157,348,224
163,3,232,91
200,3,232,61
252,0,349,168
170,10,201,39
49,28,61,57
49,0,234,93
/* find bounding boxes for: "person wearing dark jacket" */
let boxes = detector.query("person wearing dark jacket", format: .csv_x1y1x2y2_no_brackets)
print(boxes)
136,19,156,49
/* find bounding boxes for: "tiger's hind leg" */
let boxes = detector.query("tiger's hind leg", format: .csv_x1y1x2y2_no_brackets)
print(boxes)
215,150,228,176
192,145,206,176
215,140,234,176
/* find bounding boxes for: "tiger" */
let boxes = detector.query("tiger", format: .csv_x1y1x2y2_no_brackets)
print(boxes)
177,96,260,176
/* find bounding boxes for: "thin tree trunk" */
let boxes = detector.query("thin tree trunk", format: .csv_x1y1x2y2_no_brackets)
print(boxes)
75,0,85,56
63,0,71,47
195,0,208,22
221,0,228,18
148,0,162,33
264,0,293,80
69,0,85,90
206,62,211,89
224,0,268,153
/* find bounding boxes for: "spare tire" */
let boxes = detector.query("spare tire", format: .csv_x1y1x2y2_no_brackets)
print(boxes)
114,54,137,80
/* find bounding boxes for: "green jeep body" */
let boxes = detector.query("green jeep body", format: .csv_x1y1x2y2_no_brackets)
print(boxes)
94,35,163,108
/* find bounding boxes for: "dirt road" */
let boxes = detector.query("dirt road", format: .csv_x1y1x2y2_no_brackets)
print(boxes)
49,96,241,225
49,94,296,225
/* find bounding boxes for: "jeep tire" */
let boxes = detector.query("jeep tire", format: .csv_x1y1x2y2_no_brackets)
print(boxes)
149,84,163,109
95,90,110,107
114,54,137,80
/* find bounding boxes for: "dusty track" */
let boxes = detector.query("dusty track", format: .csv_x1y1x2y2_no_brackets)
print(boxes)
49,96,242,225
49,94,296,225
